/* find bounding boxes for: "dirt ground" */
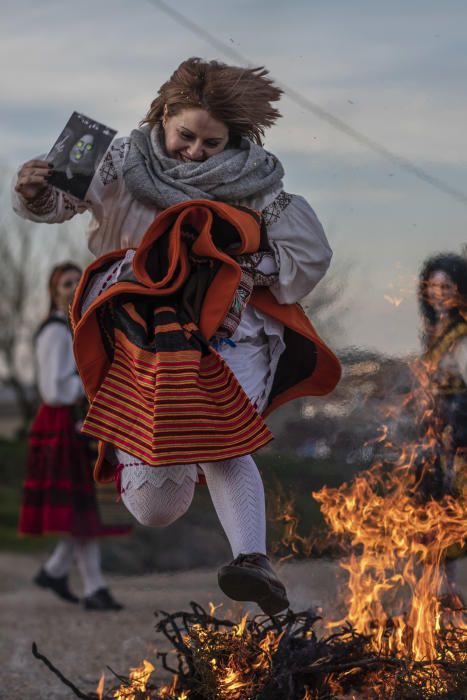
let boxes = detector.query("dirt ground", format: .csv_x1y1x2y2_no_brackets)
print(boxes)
1,553,466,699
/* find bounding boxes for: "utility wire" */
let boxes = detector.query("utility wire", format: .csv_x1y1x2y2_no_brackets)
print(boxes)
146,0,467,207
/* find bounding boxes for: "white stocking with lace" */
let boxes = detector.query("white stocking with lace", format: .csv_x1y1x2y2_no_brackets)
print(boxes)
201,454,266,558
119,456,197,528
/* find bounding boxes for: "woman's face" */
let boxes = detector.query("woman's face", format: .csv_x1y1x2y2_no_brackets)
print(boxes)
54,269,81,310
425,270,459,314
162,107,229,163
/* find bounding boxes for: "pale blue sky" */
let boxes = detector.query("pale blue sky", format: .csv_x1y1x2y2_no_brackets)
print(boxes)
2,0,466,355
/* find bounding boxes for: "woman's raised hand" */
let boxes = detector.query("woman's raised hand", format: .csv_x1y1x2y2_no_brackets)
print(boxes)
15,159,53,201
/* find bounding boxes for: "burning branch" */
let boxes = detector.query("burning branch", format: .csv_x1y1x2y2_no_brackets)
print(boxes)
32,603,466,699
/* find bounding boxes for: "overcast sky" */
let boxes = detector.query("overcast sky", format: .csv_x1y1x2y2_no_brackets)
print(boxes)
2,0,466,356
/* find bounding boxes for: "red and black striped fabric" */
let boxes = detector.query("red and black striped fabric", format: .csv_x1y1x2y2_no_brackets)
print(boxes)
72,200,275,481
82,305,273,467
71,200,341,483
18,404,130,537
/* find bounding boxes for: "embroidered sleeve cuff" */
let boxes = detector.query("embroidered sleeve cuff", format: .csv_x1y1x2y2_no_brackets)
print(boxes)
23,186,57,216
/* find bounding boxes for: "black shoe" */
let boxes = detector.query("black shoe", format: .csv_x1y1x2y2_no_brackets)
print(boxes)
83,587,123,611
33,568,79,604
218,553,289,616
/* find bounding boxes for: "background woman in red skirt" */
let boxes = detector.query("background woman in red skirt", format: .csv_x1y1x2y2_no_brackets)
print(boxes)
18,262,128,610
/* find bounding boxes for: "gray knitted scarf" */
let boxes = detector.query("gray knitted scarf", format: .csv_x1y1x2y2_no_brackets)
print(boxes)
122,125,284,209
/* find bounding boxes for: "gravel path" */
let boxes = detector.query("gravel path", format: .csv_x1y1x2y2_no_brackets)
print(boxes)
0,552,340,699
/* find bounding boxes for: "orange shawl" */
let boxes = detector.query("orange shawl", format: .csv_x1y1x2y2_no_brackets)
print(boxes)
71,200,341,482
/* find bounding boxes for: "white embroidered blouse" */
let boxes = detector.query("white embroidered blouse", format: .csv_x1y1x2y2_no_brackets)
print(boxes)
12,137,333,305
36,313,84,406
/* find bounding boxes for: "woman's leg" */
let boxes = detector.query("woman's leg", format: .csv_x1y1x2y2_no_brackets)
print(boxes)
72,538,105,597
201,454,266,558
43,538,75,577
72,537,124,610
120,462,197,528
35,538,79,603
201,454,288,616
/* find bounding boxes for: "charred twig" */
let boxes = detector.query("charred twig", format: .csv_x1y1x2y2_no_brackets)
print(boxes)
31,642,96,699
156,650,181,677
106,664,132,684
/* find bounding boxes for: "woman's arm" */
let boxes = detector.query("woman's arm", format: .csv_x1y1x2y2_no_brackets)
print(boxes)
11,158,90,224
262,192,332,304
36,323,84,406
11,138,128,226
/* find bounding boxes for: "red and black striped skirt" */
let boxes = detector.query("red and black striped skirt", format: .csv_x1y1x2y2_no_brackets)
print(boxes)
18,404,129,537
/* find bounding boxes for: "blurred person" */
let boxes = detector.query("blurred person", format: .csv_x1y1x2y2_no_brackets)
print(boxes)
418,252,467,609
18,263,130,611
12,58,341,615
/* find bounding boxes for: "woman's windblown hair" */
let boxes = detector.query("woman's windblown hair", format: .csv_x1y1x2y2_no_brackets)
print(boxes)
142,57,283,145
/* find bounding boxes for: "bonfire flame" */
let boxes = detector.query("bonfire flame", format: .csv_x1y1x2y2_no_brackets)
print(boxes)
313,357,466,667
113,659,155,699
183,613,283,699
271,494,314,561
96,672,105,699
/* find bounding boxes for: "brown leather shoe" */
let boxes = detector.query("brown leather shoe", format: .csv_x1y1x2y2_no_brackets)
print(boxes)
218,552,289,616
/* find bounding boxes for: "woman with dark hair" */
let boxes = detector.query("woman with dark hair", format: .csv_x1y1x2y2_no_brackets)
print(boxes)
418,252,467,607
12,58,340,615
18,263,128,611
419,253,467,337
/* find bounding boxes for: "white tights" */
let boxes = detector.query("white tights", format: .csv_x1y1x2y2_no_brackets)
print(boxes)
120,454,267,559
44,538,105,597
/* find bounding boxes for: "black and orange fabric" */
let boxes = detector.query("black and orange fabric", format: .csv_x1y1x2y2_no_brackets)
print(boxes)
71,200,341,483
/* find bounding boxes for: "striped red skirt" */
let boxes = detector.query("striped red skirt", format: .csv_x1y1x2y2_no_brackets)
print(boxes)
18,404,129,537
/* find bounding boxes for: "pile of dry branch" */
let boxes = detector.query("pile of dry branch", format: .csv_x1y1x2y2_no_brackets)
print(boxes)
33,602,466,699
